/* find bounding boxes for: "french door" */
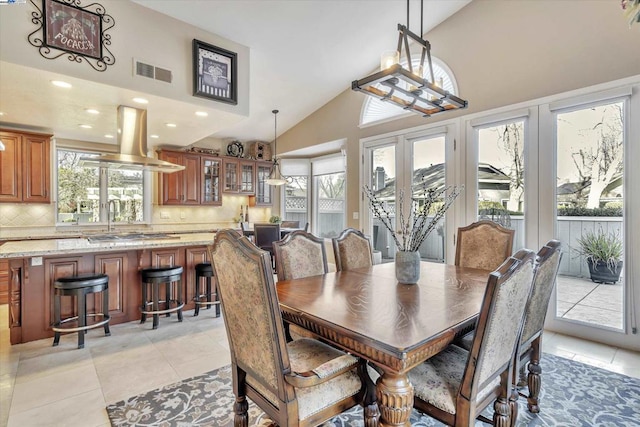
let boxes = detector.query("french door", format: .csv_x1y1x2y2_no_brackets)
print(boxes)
362,125,457,262
540,88,636,348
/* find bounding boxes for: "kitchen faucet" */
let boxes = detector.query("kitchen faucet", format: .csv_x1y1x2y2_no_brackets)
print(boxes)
107,200,117,233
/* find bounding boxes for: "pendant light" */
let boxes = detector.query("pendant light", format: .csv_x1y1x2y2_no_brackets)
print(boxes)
265,109,289,186
352,0,468,118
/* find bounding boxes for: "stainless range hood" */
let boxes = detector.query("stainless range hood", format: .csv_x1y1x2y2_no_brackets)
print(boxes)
80,105,185,173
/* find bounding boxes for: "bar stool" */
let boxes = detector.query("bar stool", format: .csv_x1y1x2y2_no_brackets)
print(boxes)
52,273,111,349
193,262,220,317
140,266,184,329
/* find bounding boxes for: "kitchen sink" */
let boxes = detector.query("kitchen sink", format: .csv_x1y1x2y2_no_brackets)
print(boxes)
86,233,179,242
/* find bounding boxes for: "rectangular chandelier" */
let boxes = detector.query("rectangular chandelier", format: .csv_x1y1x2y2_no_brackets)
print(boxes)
352,24,468,118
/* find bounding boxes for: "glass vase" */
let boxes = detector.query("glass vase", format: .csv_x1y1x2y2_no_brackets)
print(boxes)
395,250,421,284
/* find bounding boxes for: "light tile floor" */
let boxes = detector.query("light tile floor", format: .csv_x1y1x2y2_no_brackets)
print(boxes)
1,303,639,427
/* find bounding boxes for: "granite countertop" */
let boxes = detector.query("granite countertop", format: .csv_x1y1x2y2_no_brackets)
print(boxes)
0,232,217,258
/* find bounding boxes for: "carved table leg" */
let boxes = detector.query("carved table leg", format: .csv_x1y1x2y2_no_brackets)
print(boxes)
376,372,413,427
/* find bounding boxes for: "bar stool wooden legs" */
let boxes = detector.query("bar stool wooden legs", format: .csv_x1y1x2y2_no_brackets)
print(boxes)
140,266,184,329
194,262,220,317
52,273,111,349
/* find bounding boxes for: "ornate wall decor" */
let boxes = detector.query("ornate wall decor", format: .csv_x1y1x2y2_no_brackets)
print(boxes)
185,146,220,156
28,0,115,72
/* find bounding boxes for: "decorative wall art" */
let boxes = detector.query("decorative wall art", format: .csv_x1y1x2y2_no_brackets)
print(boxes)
28,0,115,72
193,39,237,105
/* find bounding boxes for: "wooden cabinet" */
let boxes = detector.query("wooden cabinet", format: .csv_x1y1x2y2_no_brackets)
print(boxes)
201,155,222,205
158,150,200,205
0,129,51,203
254,161,273,206
223,157,255,194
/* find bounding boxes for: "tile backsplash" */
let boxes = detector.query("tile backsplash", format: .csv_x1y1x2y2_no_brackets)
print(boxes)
0,197,272,239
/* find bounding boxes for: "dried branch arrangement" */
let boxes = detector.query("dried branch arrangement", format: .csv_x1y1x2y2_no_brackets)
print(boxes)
364,183,464,252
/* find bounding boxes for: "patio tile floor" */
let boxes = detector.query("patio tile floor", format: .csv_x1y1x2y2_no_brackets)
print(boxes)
555,274,624,330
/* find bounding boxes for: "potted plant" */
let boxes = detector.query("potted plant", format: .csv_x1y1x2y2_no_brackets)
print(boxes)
576,228,623,284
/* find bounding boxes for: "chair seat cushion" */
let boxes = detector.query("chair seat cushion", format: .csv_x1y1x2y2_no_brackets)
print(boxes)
287,338,361,420
408,344,499,415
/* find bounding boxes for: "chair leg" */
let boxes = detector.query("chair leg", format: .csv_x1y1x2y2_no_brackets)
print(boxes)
53,293,61,347
527,338,542,413
492,395,511,427
152,283,160,329
77,293,86,349
205,276,212,309
194,274,201,317
527,360,542,413
214,279,220,317
176,280,183,322
140,282,148,324
233,395,249,427
358,359,380,427
508,385,519,427
103,287,111,337
165,281,171,317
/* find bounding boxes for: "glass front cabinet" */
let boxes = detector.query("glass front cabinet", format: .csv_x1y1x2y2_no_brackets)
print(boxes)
201,156,222,205
254,161,273,206
223,158,255,194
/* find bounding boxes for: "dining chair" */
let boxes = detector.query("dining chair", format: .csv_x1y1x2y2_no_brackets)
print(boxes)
209,229,364,427
280,220,300,229
408,248,536,427
239,221,253,241
332,228,374,271
455,219,516,271
454,240,562,422
516,240,562,414
273,230,329,341
254,223,280,269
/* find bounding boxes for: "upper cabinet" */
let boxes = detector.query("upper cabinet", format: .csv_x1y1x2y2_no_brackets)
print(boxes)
254,161,273,206
158,150,200,205
201,155,222,206
223,158,255,195
0,129,51,203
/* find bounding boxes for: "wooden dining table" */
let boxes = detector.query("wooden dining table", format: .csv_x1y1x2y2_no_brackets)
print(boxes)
276,261,491,427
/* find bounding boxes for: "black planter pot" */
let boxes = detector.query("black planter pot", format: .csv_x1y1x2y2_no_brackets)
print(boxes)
586,258,623,284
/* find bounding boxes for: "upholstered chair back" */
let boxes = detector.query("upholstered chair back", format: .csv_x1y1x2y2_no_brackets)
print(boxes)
332,228,374,271
210,229,364,426
521,240,562,345
455,220,516,271
280,220,300,229
463,249,535,395
273,230,328,281
210,230,290,406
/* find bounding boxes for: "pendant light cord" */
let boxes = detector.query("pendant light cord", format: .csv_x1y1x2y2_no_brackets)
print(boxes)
406,0,425,35
272,109,279,158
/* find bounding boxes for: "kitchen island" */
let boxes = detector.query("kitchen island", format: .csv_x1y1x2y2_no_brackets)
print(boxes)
0,232,217,344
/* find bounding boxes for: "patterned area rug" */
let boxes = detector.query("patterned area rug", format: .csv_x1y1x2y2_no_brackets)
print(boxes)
106,353,640,426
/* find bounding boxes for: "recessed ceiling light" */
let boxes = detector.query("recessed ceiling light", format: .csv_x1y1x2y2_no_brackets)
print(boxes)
85,109,100,115
51,80,72,88
104,134,114,139
165,123,177,128
133,97,149,104
150,135,159,139
195,111,208,117
79,124,92,129
0,112,5,116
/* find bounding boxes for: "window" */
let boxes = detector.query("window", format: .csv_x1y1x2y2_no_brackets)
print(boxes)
56,148,148,225
360,57,460,125
312,153,346,238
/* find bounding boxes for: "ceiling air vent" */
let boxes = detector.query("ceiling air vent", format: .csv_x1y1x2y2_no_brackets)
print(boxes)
134,59,172,83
